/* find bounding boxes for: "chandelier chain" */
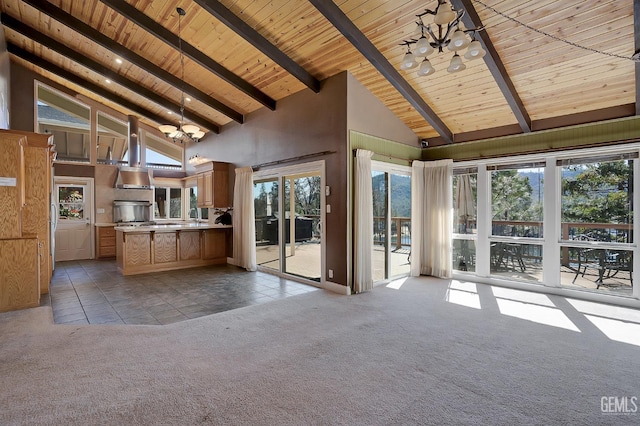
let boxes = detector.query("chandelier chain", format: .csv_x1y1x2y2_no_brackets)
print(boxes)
158,7,204,143
471,0,638,62
178,9,185,125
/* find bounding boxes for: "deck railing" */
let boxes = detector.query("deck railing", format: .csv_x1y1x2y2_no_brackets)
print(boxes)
373,216,411,249
256,214,632,262
454,220,632,265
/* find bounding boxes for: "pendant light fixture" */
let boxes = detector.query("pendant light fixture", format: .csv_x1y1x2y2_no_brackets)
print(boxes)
399,0,485,76
158,7,205,143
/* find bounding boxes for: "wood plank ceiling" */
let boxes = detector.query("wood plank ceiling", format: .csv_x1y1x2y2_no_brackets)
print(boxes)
0,0,636,147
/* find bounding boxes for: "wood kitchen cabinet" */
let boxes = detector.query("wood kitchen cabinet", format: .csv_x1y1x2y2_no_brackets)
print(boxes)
0,130,54,307
96,226,116,258
0,237,40,313
22,135,55,294
0,133,24,239
122,233,152,267
203,228,227,260
196,172,205,206
195,162,229,208
116,226,230,276
179,230,201,260
153,231,177,263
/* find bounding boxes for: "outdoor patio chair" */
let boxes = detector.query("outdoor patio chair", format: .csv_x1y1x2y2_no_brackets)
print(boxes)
491,242,525,272
572,246,632,288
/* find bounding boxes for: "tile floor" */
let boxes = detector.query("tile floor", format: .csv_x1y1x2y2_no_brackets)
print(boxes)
44,260,320,325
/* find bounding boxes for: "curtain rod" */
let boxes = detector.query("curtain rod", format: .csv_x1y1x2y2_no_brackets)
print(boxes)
352,148,416,164
252,150,335,171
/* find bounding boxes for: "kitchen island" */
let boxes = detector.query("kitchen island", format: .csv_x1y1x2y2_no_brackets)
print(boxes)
115,222,232,276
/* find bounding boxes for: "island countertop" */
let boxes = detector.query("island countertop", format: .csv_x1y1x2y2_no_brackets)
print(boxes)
114,222,232,232
115,223,231,275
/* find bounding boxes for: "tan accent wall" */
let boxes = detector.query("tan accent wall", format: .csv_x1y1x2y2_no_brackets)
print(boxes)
185,72,349,286
185,71,421,289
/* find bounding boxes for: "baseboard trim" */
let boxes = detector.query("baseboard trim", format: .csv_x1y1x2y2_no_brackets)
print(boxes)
323,280,351,295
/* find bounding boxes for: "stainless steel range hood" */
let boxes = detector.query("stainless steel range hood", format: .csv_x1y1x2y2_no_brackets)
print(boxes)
115,166,153,189
114,115,154,189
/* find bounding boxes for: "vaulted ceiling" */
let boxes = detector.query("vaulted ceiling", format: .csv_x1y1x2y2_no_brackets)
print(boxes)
1,0,637,147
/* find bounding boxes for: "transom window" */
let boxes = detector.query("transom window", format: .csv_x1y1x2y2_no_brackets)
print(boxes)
36,83,90,163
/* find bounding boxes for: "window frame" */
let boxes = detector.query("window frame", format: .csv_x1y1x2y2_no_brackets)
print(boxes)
35,82,92,164
452,144,640,300
153,186,183,221
34,80,185,169
185,185,208,220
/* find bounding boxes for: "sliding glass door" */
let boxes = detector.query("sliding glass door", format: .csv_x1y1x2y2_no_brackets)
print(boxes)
372,162,411,282
254,178,280,271
372,170,388,281
282,174,321,280
254,162,324,282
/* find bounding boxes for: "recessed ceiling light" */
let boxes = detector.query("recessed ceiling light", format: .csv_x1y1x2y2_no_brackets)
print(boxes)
168,111,173,115
115,58,123,64
185,97,191,102
105,79,111,84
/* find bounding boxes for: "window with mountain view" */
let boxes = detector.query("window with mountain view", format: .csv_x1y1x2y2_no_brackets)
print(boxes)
453,170,477,272
489,163,544,283
560,154,634,244
559,154,635,295
451,151,637,298
372,164,411,281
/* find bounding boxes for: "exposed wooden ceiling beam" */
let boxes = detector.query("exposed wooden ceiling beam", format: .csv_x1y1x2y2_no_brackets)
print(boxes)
308,0,453,144
193,0,321,94
1,13,220,133
634,0,640,115
452,0,531,133
6,42,192,131
21,0,243,124
98,0,276,111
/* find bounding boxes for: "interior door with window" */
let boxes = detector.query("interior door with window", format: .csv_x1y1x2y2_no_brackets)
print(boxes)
54,177,93,261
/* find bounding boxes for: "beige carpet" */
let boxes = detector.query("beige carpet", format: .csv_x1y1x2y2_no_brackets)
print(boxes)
1,276,639,425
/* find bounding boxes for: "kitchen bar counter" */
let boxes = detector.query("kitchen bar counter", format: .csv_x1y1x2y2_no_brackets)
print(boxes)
114,222,232,232
115,223,232,276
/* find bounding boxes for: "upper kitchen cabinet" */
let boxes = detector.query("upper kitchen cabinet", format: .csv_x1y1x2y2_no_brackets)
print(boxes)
195,162,229,209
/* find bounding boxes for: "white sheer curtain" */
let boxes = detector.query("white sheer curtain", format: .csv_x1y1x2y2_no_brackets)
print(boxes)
232,166,257,271
354,149,374,293
410,159,453,278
